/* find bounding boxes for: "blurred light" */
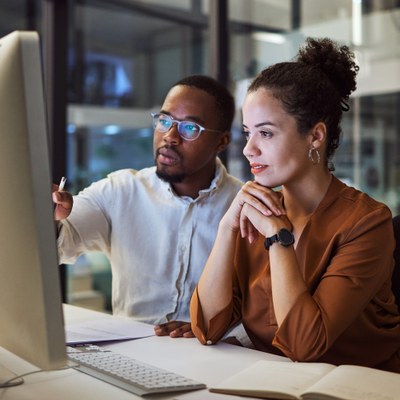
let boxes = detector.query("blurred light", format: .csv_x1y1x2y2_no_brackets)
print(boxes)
136,128,153,138
104,125,121,135
252,32,286,44
67,124,76,134
352,0,362,46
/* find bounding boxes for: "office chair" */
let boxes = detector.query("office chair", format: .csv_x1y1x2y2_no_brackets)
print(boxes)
391,215,400,309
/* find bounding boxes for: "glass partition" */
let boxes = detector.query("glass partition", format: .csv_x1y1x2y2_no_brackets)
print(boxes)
0,0,41,36
67,0,210,192
1,0,399,312
66,0,211,310
227,0,400,213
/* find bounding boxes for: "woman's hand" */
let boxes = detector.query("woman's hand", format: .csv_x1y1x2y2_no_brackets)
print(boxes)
240,201,292,243
229,181,291,243
221,181,285,233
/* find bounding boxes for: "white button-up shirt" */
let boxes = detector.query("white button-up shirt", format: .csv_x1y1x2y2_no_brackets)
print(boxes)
58,159,243,324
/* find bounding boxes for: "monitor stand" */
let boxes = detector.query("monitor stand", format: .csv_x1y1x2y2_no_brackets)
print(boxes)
0,363,24,388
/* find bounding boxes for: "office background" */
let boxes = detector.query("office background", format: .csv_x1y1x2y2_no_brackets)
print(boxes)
1,0,399,311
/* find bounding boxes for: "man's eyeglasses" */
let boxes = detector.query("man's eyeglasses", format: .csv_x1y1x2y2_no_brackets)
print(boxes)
151,113,222,141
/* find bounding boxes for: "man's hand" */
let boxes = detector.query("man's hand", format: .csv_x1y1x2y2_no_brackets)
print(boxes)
154,321,194,338
52,183,73,220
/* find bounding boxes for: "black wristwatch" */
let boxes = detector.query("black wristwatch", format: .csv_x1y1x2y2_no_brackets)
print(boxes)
264,228,295,250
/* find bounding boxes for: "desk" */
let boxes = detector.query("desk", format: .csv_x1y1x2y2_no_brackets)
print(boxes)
0,304,288,400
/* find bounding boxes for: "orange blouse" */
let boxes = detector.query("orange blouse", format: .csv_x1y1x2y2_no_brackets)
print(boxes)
190,176,400,372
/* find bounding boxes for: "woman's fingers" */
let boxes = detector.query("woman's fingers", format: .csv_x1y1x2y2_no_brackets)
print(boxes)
240,181,285,217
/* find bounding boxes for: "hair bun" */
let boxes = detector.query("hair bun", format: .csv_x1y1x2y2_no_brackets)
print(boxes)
297,37,359,107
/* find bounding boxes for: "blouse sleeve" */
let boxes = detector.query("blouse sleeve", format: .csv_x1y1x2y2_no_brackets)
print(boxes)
273,206,395,361
190,273,242,345
190,287,232,344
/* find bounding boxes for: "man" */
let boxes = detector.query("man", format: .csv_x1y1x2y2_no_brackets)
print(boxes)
53,75,243,338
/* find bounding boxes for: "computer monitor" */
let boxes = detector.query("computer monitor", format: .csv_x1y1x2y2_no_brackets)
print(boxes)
0,30,66,387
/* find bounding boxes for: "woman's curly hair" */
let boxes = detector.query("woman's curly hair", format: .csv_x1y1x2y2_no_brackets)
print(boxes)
248,37,359,170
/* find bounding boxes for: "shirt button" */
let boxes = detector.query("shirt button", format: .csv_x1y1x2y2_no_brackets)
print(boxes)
206,340,213,345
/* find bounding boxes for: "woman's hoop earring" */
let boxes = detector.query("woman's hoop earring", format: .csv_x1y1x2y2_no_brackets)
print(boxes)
308,147,321,165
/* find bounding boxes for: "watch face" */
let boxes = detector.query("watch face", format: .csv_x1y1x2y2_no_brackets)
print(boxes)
278,229,295,246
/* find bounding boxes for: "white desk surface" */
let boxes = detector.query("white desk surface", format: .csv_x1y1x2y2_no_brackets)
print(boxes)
0,304,288,400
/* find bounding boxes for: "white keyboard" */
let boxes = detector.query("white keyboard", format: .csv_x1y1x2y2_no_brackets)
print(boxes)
67,345,206,397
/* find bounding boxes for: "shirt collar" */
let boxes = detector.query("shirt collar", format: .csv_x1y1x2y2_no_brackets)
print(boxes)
199,157,225,195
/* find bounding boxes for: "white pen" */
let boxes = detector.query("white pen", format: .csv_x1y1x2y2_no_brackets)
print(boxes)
58,176,66,191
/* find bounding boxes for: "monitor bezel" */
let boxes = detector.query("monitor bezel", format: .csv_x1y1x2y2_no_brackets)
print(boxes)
0,30,66,382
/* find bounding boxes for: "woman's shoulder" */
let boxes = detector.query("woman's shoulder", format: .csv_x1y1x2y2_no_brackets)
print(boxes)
325,175,390,216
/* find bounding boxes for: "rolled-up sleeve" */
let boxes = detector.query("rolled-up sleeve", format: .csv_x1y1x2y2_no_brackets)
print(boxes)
57,181,112,264
190,286,239,345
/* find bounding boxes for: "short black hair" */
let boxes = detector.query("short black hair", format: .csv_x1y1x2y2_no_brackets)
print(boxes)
172,75,235,132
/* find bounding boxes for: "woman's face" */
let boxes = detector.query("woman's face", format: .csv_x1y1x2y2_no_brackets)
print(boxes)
242,88,313,188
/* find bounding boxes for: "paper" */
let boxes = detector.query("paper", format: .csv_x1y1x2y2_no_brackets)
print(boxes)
65,316,155,345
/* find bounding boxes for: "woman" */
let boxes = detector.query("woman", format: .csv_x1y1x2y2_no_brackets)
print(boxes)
190,37,400,372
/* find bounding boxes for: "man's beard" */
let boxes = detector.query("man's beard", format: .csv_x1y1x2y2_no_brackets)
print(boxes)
155,146,185,183
155,166,185,183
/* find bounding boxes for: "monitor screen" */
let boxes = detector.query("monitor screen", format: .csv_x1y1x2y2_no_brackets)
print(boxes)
0,30,66,387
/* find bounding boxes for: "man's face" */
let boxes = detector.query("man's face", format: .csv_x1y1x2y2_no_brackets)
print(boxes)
153,85,230,187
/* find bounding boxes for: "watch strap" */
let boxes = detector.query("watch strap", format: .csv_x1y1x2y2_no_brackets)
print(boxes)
264,234,279,250
264,228,294,250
